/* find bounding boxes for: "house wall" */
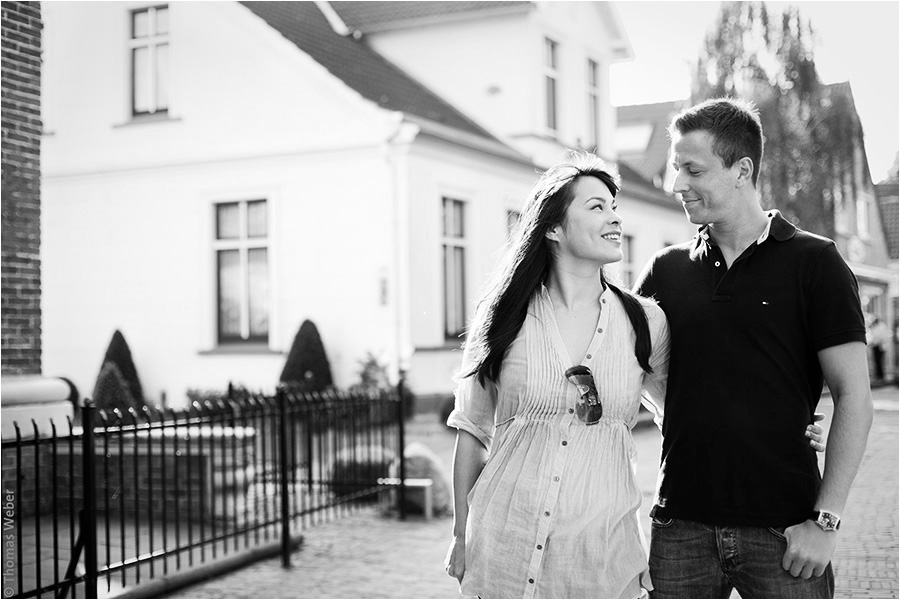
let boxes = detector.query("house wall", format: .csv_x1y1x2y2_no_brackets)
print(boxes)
40,2,412,406
404,136,535,397
1,1,43,375
364,2,625,167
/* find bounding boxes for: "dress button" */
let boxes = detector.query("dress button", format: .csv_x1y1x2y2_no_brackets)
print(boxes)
561,441,568,446
544,511,550,516
528,578,535,584
537,544,543,550
553,476,560,482
585,354,592,359
602,299,606,304
568,408,574,414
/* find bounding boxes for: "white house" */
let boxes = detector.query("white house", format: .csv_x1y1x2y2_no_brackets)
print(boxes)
40,1,694,409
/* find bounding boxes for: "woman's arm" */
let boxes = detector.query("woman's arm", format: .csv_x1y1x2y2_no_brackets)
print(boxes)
445,429,488,583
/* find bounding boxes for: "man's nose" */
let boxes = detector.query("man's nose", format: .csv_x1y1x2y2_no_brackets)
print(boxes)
672,172,689,195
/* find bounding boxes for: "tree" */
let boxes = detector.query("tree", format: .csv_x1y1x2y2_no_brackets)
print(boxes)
97,329,146,406
692,1,861,238
280,319,334,391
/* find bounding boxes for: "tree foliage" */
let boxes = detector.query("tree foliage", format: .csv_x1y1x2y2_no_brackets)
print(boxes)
280,319,334,391
692,1,862,237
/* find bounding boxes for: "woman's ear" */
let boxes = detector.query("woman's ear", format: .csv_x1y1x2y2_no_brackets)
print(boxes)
545,226,560,242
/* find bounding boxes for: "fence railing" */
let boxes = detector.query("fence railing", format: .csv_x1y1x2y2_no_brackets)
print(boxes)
0,386,406,598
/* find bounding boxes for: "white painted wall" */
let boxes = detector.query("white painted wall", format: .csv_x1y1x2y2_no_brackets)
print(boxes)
403,138,536,396
363,1,627,167
41,2,408,406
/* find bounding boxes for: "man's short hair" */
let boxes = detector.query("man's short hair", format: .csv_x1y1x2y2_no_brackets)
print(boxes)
669,97,764,186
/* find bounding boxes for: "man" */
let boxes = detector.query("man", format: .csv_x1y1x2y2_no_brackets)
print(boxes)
634,98,873,598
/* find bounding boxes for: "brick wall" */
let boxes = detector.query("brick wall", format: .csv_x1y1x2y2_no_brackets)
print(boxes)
1,2,43,375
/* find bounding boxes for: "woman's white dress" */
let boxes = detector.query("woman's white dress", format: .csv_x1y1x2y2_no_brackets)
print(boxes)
448,286,669,599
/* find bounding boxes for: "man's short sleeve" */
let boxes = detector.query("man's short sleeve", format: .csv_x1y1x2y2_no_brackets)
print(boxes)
807,243,867,351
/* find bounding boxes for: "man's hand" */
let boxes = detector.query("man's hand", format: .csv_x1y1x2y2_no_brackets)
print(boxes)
782,520,837,578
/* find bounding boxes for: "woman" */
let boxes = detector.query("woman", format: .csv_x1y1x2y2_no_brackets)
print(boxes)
443,154,824,599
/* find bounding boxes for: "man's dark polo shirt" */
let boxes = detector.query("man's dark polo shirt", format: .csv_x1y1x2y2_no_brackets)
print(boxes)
635,211,866,527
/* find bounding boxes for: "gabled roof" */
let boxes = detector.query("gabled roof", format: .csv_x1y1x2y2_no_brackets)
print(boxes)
616,100,685,183
331,1,533,33
240,1,498,142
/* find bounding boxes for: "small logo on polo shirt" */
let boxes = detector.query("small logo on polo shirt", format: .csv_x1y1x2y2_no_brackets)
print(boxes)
762,301,770,306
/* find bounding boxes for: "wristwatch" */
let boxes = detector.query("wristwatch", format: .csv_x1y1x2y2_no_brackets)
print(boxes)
810,510,841,531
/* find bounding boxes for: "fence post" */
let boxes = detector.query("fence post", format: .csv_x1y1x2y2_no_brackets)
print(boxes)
277,387,292,567
397,371,407,520
82,400,99,598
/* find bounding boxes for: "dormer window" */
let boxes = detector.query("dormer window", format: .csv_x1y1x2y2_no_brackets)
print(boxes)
130,6,169,116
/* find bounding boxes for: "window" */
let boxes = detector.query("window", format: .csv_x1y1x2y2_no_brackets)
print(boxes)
587,59,599,149
214,200,269,344
442,198,466,339
544,38,559,131
130,6,169,116
620,235,635,287
857,195,870,237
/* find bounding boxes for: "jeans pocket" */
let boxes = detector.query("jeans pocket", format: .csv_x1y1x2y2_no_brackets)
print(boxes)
766,526,787,541
651,516,675,528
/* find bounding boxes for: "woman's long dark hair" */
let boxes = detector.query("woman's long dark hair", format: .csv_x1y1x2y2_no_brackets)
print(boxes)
463,153,652,386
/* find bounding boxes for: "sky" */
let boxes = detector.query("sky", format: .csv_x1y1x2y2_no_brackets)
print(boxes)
610,1,900,182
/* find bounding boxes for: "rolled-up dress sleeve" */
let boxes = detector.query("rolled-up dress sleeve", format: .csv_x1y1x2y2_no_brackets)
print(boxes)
446,362,498,452
640,302,670,430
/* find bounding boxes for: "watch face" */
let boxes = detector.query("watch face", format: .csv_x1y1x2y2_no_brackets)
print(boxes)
818,512,840,530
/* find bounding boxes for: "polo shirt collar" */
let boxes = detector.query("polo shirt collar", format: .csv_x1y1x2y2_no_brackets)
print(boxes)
696,209,797,248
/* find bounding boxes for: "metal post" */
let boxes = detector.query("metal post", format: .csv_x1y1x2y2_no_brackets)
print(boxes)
277,387,291,567
397,371,407,520
82,400,98,599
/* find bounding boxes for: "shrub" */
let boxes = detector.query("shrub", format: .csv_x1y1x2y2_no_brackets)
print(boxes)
348,353,416,419
92,362,145,419
280,320,333,392
100,330,145,405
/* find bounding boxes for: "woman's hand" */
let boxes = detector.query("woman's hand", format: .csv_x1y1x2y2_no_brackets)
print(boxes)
445,535,466,583
806,412,826,453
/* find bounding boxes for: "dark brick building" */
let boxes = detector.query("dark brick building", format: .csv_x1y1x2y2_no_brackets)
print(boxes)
1,1,43,374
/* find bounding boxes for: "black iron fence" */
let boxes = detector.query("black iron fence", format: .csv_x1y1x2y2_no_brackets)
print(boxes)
0,386,406,598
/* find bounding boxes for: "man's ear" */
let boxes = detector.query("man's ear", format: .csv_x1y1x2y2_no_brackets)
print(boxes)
735,157,754,188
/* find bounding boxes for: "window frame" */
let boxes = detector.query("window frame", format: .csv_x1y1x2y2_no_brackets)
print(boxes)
129,4,170,117
213,199,269,345
442,197,468,340
587,58,600,150
543,37,559,133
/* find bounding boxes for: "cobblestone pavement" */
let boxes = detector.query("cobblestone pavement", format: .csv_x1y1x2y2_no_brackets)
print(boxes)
166,386,898,599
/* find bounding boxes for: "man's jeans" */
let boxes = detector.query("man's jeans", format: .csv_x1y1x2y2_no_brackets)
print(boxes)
649,517,835,599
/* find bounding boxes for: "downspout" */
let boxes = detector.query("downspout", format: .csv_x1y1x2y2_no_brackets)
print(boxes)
385,114,420,385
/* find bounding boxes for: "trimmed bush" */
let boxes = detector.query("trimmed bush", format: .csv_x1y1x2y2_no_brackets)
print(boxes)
100,330,145,404
280,320,333,392
93,362,144,418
